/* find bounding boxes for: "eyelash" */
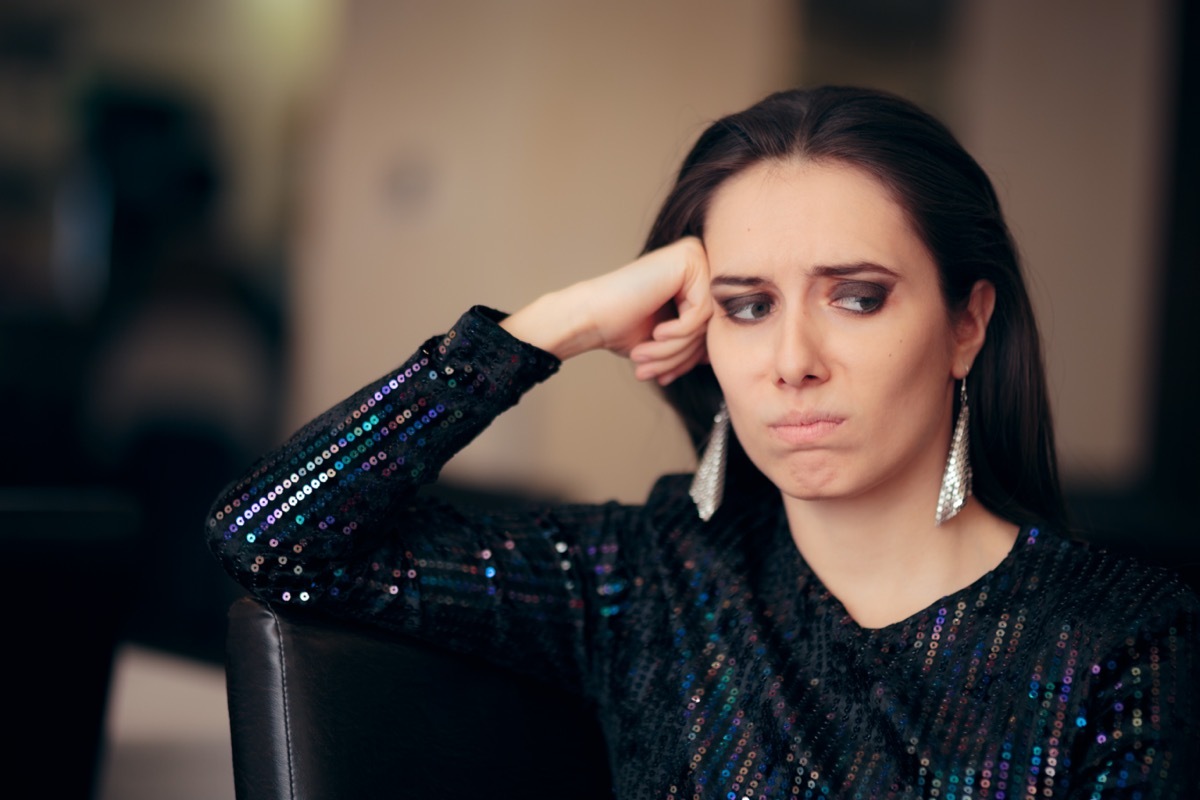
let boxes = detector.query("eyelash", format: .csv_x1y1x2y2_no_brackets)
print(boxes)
722,295,774,322
719,282,890,322
830,281,889,314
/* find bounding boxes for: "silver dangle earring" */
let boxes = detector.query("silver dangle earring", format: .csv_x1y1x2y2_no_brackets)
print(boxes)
690,403,729,522
935,378,973,526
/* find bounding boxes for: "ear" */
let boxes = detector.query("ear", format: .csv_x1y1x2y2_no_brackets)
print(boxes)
952,280,995,379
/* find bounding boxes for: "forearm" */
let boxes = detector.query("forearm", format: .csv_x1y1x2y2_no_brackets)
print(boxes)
204,305,648,694
205,306,560,604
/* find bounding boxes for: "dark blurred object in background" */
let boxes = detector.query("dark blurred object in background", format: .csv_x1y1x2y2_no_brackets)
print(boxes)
2,489,139,800
74,82,283,660
1,4,297,796
0,3,284,669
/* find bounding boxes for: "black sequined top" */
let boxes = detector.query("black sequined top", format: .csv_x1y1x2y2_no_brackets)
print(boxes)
207,307,1200,799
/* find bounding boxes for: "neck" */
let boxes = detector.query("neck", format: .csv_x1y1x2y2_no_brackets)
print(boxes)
782,484,1018,629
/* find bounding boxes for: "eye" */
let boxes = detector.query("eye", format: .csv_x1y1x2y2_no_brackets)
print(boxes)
722,295,775,322
830,281,888,315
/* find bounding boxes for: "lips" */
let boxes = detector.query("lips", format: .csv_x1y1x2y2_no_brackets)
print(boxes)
767,412,845,446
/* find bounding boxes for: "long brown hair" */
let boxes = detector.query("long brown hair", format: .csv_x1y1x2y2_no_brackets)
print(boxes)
647,86,1067,529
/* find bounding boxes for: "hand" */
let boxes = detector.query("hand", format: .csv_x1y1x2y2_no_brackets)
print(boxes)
501,237,712,385
589,237,713,385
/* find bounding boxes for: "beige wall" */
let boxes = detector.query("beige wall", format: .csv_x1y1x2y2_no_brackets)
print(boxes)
949,0,1168,486
290,0,799,501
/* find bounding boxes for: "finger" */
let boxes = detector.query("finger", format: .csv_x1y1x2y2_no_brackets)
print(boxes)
652,301,712,341
633,337,701,379
630,332,702,364
657,343,709,386
676,241,712,305
634,338,706,382
651,316,693,342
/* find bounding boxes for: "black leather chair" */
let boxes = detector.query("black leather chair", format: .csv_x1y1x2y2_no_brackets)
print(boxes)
224,597,613,800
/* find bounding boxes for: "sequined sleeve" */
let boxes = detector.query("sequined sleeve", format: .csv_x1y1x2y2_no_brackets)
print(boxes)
1068,581,1200,798
205,306,643,697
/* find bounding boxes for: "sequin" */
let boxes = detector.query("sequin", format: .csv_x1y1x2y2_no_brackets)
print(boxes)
206,307,1199,799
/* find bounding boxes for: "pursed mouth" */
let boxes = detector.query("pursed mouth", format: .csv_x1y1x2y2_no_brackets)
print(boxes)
767,416,844,445
770,412,845,427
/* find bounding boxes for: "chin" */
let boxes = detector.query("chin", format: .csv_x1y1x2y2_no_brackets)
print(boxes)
758,460,850,502
776,483,851,503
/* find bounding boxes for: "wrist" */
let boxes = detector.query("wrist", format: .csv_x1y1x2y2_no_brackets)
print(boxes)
500,286,597,361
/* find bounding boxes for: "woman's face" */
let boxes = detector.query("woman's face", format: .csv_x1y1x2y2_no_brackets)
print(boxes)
705,159,983,509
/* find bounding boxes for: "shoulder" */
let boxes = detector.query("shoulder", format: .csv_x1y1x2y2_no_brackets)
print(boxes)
640,473,706,544
642,472,772,532
1012,526,1199,644
644,473,693,514
639,473,783,569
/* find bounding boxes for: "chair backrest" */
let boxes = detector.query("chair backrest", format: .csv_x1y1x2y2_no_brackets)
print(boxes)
224,597,612,800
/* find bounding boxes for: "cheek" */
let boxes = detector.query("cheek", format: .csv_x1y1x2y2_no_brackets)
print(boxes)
705,325,768,397
857,324,955,423
705,327,738,389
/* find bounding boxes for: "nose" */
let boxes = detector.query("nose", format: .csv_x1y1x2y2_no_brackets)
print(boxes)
773,306,828,387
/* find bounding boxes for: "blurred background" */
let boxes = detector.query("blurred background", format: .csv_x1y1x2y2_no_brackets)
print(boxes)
0,0,1194,797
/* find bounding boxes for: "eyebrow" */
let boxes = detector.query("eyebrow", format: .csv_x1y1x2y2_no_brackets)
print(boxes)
710,261,901,289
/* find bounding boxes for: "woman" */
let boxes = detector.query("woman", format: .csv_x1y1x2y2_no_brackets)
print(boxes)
208,87,1198,798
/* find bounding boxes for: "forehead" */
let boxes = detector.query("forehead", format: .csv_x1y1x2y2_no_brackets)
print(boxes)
704,159,932,275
